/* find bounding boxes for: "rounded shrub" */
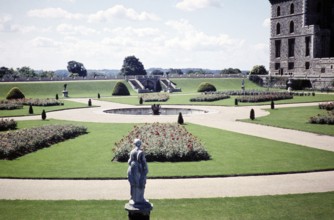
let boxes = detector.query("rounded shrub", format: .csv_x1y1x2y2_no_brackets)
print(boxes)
112,81,130,96
41,110,47,120
197,82,216,92
6,87,25,100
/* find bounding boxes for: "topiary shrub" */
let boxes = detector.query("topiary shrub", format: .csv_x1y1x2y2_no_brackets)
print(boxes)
55,94,59,100
41,110,47,120
235,98,238,106
271,100,275,109
29,104,34,114
88,99,92,107
6,87,25,100
178,112,184,125
112,81,130,96
139,97,143,105
98,93,100,99
197,82,216,93
250,108,255,120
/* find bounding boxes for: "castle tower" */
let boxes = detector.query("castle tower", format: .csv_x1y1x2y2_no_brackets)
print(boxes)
269,0,334,77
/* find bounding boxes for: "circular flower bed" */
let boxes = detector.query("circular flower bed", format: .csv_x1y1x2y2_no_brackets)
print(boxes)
112,123,211,162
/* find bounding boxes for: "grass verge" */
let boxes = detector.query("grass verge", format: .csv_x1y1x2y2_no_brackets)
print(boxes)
1,192,334,219
242,105,334,136
1,120,334,178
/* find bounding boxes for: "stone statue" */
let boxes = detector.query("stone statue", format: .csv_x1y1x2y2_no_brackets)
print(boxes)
127,139,149,205
125,139,153,218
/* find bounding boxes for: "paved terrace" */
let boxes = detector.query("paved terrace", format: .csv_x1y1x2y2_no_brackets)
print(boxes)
1,99,334,200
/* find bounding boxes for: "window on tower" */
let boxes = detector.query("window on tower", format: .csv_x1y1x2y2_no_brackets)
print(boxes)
290,21,294,33
275,40,281,58
290,3,295,14
276,23,281,35
288,38,295,57
277,6,281,16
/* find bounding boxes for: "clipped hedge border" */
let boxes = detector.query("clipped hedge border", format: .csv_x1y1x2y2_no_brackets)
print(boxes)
190,93,230,102
0,124,87,160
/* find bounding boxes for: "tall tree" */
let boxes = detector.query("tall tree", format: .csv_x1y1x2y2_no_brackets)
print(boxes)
121,56,147,76
250,65,268,75
67,61,87,78
17,66,37,78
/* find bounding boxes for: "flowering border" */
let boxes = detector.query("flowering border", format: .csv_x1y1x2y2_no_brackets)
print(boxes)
0,124,87,160
112,123,210,162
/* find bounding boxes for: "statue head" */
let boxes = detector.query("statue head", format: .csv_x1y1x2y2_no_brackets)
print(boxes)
133,138,142,148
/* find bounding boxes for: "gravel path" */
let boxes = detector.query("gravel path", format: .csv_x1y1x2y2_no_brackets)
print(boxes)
2,99,334,200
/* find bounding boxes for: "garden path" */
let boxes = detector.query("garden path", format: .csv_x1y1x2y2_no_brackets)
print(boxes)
2,99,334,200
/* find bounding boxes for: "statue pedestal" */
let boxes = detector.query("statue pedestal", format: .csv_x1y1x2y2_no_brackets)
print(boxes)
62,90,68,98
125,201,153,220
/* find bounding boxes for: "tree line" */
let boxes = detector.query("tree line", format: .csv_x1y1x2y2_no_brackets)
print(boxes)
0,55,268,80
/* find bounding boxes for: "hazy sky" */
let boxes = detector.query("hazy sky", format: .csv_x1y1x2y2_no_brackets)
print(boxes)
0,0,271,70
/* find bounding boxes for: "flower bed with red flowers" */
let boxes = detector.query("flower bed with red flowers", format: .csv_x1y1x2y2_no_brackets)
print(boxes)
319,102,334,111
190,93,230,102
139,94,169,102
0,124,87,160
112,123,211,162
0,98,63,110
236,93,293,103
0,100,23,110
0,119,17,131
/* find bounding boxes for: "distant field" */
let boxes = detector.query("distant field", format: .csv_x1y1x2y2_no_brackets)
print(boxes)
0,78,262,99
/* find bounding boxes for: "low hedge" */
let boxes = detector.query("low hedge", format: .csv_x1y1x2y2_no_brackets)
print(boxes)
237,93,293,103
0,124,87,160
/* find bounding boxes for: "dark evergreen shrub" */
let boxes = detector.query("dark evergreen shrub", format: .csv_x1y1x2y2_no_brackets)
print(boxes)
29,104,34,114
197,82,216,92
112,81,130,96
98,93,100,99
139,97,143,105
41,110,46,120
6,87,25,100
271,100,275,109
178,112,184,125
250,108,255,120
235,98,238,106
88,99,92,107
55,94,59,100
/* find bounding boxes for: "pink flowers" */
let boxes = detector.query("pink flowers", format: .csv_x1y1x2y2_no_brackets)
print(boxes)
112,123,210,162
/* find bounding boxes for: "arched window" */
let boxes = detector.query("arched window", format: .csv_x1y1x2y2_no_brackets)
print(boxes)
277,6,281,16
276,23,281,35
290,3,295,14
290,21,294,33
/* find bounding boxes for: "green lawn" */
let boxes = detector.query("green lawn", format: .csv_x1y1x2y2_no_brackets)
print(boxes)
101,93,334,106
1,192,334,219
0,100,91,117
1,120,334,179
243,106,334,136
0,80,135,99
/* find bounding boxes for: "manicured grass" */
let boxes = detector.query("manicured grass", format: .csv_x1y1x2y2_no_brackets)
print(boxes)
0,100,91,117
1,120,334,179
243,106,334,136
171,78,262,93
1,192,334,219
102,93,334,106
0,80,135,99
